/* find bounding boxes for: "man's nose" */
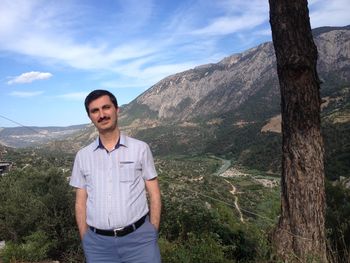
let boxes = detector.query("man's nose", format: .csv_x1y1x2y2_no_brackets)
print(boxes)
98,109,106,119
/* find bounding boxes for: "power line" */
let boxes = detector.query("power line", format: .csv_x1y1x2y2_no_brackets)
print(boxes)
0,113,313,241
159,177,313,241
0,114,42,134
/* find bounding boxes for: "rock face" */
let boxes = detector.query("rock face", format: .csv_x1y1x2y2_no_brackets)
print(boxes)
315,26,350,76
121,25,350,125
2,26,349,159
116,25,350,176
122,42,277,122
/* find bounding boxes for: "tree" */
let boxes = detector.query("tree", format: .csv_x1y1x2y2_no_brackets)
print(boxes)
0,167,81,262
268,0,327,262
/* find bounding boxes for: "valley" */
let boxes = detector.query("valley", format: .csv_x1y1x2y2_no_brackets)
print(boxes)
0,25,349,262
0,147,281,262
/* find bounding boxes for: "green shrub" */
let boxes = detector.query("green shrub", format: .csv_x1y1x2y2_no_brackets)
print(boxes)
1,231,54,262
0,167,80,262
159,234,232,263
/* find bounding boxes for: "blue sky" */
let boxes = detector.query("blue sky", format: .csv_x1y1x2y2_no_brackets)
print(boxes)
0,0,349,127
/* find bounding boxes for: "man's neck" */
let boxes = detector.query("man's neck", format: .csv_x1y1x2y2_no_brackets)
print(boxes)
99,128,120,152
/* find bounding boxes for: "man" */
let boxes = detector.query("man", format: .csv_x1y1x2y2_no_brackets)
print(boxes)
70,90,161,263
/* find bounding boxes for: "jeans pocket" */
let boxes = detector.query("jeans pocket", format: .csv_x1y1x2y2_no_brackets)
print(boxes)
82,229,90,244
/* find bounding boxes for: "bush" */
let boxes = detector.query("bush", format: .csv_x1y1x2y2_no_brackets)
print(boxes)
0,166,81,262
159,234,231,263
1,231,54,262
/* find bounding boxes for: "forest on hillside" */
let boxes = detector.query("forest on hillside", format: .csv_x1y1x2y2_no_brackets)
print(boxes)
0,149,349,262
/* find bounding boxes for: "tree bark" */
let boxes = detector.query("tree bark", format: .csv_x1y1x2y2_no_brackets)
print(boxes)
268,0,327,261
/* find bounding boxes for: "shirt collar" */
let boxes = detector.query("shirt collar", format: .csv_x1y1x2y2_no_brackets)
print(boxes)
93,133,127,152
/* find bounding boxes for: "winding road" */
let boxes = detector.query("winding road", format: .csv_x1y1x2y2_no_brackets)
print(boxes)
224,179,245,223
212,156,245,223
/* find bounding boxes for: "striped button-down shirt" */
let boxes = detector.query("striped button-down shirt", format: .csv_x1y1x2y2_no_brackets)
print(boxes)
69,133,157,229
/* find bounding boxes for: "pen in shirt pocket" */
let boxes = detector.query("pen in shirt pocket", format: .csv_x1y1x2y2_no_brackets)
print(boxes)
119,161,134,164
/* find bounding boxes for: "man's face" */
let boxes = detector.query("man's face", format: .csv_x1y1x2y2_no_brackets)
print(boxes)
88,95,119,132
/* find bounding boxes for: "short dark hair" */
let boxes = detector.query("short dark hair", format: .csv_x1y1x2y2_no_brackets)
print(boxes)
84,90,118,115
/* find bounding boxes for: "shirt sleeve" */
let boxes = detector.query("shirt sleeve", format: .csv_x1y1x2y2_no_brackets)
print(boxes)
69,152,86,189
141,144,158,180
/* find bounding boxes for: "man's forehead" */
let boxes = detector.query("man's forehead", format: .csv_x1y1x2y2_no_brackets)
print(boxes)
89,95,113,107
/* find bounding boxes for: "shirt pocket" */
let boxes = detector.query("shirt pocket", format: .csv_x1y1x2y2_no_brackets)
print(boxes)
82,169,93,185
81,169,94,201
119,161,142,182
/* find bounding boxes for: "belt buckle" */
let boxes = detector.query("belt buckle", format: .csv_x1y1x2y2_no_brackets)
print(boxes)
113,227,124,237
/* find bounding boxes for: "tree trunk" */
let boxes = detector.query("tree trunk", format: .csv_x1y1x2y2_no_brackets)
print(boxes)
268,0,327,261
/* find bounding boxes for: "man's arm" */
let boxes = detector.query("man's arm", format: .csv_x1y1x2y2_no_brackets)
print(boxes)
75,188,88,239
145,177,161,230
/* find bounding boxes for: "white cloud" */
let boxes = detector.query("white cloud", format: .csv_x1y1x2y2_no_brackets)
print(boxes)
10,91,44,97
188,0,268,36
7,71,53,85
112,0,155,31
0,1,37,36
309,0,350,28
192,15,266,36
101,81,148,89
58,92,88,101
255,29,272,37
0,0,158,73
0,0,348,90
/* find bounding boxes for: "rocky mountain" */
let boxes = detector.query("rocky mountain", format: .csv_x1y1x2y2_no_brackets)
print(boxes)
116,25,350,178
42,26,350,177
120,25,350,126
120,42,278,125
0,124,87,148
2,26,349,179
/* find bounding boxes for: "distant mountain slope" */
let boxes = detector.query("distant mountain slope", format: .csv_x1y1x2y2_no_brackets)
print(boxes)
43,123,97,153
120,41,278,124
3,26,349,180
0,124,87,148
116,25,349,178
120,25,350,127
42,26,350,177
312,25,350,37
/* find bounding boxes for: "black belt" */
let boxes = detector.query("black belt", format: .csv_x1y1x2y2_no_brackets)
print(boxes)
90,214,147,237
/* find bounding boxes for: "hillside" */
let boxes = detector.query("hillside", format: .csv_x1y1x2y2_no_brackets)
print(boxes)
1,25,349,263
2,26,349,179
0,124,87,148
120,26,350,125
41,25,350,179
116,25,350,178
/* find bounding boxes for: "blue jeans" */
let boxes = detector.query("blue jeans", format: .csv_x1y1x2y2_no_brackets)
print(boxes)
82,218,161,263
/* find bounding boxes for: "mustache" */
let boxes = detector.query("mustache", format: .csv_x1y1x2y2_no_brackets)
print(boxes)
98,116,110,123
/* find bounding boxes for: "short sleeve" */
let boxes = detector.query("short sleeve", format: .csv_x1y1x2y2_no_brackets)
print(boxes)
69,152,86,189
141,144,157,180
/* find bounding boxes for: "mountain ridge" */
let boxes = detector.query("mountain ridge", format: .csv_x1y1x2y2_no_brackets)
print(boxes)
120,25,349,127
1,25,349,179
0,124,87,148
